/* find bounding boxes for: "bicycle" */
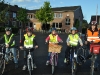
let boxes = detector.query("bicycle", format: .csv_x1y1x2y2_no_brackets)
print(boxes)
21,47,34,75
0,44,6,75
77,46,87,64
90,43,100,75
47,43,62,75
69,46,78,75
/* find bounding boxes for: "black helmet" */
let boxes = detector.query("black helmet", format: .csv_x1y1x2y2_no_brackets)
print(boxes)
26,27,33,32
5,27,12,31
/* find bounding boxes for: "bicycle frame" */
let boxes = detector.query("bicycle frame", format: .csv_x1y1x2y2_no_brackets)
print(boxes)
69,47,78,75
22,47,34,75
27,49,34,71
50,52,58,66
50,52,58,74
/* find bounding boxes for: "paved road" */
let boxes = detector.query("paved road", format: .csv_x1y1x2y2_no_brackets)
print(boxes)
1,32,100,75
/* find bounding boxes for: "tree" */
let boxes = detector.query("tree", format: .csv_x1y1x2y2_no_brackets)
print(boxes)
0,0,9,24
17,7,29,29
82,19,88,28
74,19,80,29
35,1,54,30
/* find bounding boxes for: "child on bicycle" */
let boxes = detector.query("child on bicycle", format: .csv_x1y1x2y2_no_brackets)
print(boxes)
85,21,100,71
0,27,18,69
45,28,63,65
20,27,38,70
64,27,83,64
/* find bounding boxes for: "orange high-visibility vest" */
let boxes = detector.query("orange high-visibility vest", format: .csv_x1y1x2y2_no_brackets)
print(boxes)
87,29,100,43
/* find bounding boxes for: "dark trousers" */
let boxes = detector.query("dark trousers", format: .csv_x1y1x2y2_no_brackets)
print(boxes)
65,46,78,61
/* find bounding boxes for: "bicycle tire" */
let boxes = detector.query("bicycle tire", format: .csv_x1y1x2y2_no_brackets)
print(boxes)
0,59,5,75
90,55,95,75
52,55,55,74
72,58,77,75
27,59,32,75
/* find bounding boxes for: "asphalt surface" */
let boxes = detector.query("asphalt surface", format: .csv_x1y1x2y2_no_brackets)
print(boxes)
1,32,100,75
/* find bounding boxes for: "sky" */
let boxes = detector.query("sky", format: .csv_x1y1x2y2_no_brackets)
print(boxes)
4,0,100,23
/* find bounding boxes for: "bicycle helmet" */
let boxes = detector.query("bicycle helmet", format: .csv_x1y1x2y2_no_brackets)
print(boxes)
71,27,77,31
5,27,12,31
26,27,33,32
51,28,56,31
91,21,97,25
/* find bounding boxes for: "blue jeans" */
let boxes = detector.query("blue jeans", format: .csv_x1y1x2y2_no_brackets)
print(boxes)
47,52,51,61
5,48,18,63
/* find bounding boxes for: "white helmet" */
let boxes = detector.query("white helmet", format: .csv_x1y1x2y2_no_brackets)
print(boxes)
71,27,77,30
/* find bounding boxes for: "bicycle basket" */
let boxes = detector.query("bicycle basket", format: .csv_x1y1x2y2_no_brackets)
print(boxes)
90,44,100,54
48,43,62,53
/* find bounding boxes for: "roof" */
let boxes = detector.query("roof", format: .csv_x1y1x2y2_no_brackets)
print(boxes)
8,5,20,12
90,15,100,24
27,6,81,13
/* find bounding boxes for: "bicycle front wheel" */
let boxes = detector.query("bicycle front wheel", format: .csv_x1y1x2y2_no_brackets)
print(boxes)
90,55,95,75
0,59,5,75
72,58,77,75
27,59,32,75
52,55,55,74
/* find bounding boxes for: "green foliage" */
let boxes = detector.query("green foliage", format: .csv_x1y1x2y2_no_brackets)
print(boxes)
17,7,29,28
35,1,54,24
82,19,88,28
74,19,80,29
0,0,9,23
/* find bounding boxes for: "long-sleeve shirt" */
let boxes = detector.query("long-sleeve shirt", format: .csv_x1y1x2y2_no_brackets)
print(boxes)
66,34,83,45
45,34,62,42
0,33,16,48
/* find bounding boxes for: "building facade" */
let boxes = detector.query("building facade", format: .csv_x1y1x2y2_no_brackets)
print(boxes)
27,6,83,32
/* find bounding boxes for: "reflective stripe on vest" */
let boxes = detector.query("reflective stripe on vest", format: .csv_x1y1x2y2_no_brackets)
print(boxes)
4,34,15,46
69,34,79,46
24,34,35,48
49,34,58,43
87,29,100,43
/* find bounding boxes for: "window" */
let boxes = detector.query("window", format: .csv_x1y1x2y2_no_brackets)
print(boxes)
6,21,9,25
65,18,70,25
56,23,58,28
30,23,33,27
30,15,33,18
26,23,28,27
6,12,9,16
27,15,29,19
58,13,62,18
59,23,62,28
12,21,16,26
13,12,16,18
52,23,55,27
54,13,58,18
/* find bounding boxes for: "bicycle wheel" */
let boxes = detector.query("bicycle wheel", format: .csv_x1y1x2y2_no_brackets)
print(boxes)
52,55,55,74
72,58,77,75
90,55,95,75
27,59,32,75
0,58,5,75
